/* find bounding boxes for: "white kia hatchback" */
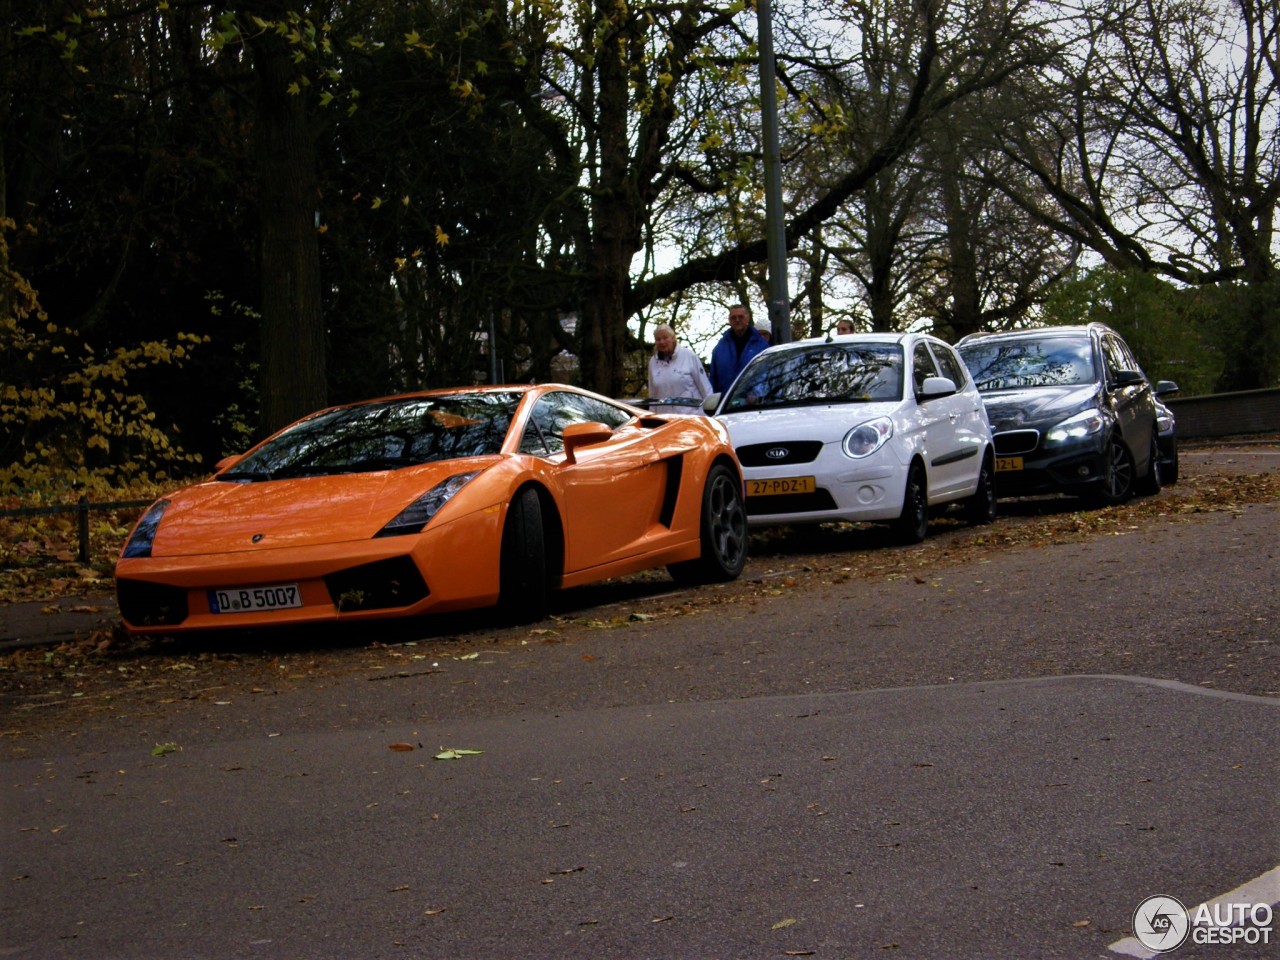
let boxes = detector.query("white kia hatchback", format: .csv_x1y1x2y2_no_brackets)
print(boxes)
708,332,996,542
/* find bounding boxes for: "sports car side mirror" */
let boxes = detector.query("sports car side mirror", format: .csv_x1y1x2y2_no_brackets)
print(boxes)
215,454,243,473
562,421,614,464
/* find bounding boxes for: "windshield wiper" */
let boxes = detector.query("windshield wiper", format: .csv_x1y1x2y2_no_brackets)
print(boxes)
217,470,273,482
726,396,854,411
346,457,420,471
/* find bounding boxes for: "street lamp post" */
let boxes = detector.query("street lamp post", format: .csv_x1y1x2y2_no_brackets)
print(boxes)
757,0,790,343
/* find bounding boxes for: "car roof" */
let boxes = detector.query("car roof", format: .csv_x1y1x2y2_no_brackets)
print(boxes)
956,322,1117,347
769,331,934,350
291,383,639,422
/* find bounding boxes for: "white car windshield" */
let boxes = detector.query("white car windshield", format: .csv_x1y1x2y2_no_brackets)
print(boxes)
721,343,903,412
959,337,1095,391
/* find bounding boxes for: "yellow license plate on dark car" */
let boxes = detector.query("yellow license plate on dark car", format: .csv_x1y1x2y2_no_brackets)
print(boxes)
995,456,1023,472
748,476,817,496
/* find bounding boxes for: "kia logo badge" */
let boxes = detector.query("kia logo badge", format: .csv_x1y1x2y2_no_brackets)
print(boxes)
765,447,789,460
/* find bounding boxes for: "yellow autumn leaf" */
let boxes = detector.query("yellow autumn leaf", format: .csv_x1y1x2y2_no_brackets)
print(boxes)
434,225,450,246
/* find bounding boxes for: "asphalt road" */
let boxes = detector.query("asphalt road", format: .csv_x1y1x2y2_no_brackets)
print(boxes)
3,447,1278,959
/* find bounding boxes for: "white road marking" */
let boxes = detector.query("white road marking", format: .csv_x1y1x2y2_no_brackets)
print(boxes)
1109,865,1280,957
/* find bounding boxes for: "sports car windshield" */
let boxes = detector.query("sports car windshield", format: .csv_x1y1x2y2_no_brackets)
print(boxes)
720,343,903,412
959,337,1095,392
219,392,522,481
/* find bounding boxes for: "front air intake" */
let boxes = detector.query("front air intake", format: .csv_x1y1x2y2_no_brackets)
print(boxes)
116,579,189,627
324,556,429,612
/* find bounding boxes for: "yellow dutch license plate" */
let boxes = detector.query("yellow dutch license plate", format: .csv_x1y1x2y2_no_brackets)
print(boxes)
995,456,1024,473
748,476,817,497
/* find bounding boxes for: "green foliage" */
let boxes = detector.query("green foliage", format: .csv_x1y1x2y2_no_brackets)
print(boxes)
0,220,208,498
1202,277,1280,391
1040,268,1224,395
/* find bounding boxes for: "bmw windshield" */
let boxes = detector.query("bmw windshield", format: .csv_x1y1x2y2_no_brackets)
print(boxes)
958,337,1095,392
220,392,523,481
720,343,904,412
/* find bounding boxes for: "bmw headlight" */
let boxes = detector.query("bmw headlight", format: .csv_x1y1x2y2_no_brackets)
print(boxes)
1045,409,1105,444
843,417,894,459
1156,409,1174,434
375,472,480,538
122,499,170,558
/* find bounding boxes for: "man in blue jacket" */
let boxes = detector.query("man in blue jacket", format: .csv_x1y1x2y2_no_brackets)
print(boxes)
709,303,769,393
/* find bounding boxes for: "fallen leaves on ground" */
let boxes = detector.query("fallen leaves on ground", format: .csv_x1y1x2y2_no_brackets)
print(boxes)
2,460,1277,742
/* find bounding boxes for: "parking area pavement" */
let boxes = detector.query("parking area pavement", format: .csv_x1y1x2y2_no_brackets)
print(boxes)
0,596,117,650
5,674,1278,959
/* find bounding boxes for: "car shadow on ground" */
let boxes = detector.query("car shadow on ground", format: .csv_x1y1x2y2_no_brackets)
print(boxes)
111,576,691,661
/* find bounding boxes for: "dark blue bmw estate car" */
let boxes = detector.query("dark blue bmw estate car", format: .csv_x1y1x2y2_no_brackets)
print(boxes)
956,323,1179,504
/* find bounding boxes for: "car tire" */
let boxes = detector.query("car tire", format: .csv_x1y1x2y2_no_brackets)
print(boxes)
1162,437,1179,485
1093,433,1135,506
499,486,549,622
1136,432,1163,496
668,463,747,585
962,453,997,526
892,462,929,544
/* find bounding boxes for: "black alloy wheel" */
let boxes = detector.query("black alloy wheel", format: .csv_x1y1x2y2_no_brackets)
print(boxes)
893,462,929,544
498,486,549,622
1094,434,1135,506
1136,432,1163,496
668,463,748,585
1162,437,1180,485
962,454,998,525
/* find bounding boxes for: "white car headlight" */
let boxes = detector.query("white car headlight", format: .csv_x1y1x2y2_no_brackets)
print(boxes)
1045,410,1105,444
843,417,894,458
375,471,480,538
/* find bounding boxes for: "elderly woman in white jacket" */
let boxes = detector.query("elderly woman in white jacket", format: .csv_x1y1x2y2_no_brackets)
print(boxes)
647,324,712,415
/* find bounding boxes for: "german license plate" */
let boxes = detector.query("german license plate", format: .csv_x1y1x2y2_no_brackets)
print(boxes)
748,476,817,497
995,456,1023,473
209,583,302,614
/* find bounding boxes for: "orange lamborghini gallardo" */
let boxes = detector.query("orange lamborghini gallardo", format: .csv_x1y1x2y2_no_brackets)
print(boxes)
115,384,747,634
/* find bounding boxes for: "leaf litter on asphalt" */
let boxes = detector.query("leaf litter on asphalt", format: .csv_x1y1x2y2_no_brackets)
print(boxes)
3,462,1277,736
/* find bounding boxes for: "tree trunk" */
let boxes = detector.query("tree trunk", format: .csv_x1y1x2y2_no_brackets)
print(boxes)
933,132,981,339
242,7,327,436
576,0,639,395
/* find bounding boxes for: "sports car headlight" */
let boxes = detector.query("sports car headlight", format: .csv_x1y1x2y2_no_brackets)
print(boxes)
121,499,170,558
374,471,480,538
1045,409,1105,444
843,417,894,458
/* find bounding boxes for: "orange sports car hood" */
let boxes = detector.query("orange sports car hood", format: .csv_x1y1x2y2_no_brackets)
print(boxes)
147,460,500,557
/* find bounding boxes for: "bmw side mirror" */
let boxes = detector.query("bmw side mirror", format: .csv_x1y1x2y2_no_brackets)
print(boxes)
1155,380,1180,397
703,394,721,415
1112,370,1144,387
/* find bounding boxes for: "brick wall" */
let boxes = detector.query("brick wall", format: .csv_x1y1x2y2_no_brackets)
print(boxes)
1166,388,1280,439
